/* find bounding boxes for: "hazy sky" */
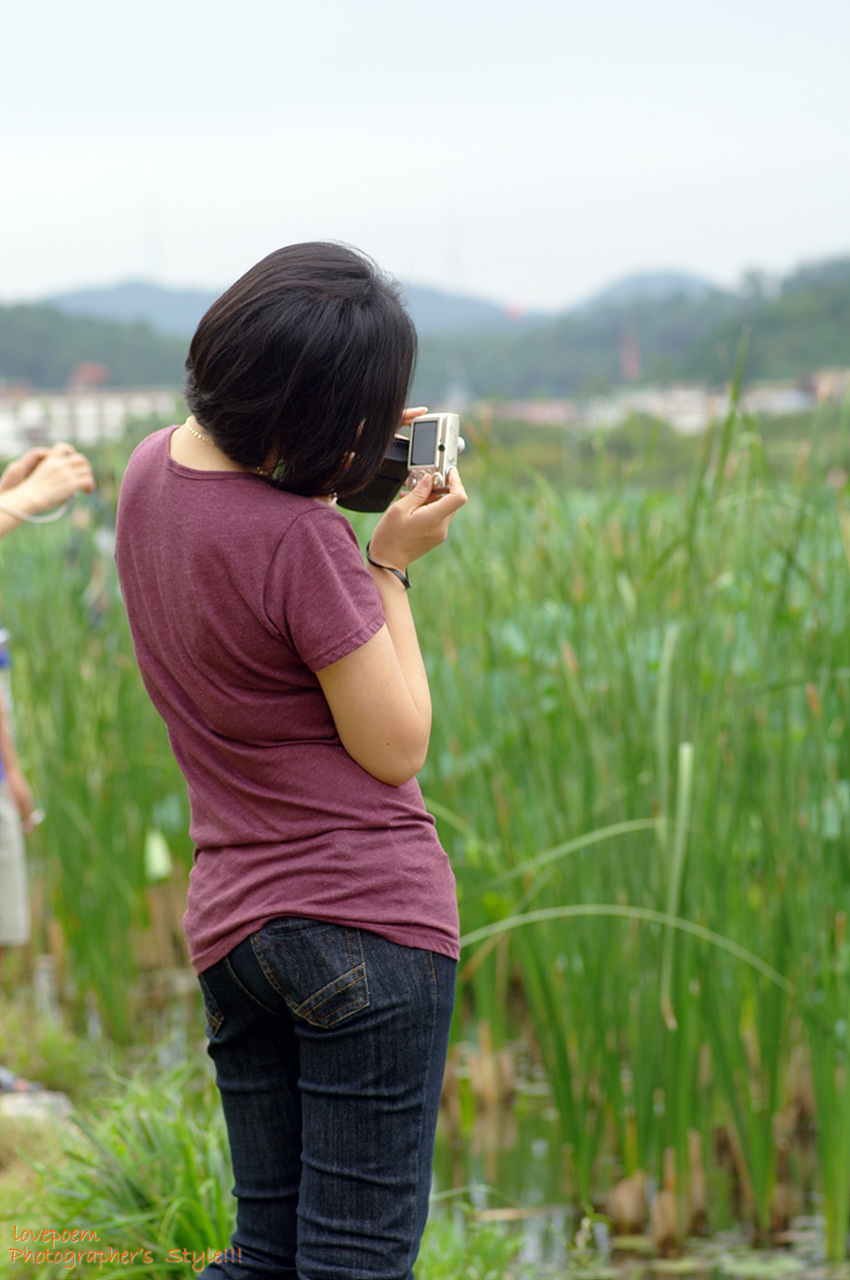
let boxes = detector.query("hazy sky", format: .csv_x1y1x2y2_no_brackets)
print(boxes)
2,0,849,312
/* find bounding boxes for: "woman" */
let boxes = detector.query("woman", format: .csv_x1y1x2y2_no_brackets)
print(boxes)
114,242,467,1280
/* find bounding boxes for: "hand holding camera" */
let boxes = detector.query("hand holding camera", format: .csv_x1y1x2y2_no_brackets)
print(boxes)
339,410,465,513
367,464,467,575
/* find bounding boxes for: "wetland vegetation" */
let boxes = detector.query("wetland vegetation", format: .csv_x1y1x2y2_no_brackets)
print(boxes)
1,398,849,1274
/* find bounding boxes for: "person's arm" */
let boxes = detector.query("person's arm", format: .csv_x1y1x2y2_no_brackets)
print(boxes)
0,443,95,538
317,468,467,786
0,694,34,828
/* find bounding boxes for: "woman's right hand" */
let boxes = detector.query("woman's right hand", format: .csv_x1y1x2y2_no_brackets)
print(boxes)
367,468,467,572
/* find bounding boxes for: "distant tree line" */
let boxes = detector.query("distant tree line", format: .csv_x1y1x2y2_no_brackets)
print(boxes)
412,257,850,405
2,258,850,397
0,304,185,389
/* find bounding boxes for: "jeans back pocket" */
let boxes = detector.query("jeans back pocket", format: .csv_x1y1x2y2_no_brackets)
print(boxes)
249,918,370,1029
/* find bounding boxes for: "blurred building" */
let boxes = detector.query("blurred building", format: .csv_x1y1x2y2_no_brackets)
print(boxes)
481,370,848,436
0,386,178,456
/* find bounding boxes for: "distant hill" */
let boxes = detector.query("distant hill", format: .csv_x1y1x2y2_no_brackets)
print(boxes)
45,281,217,339
401,285,550,335
44,279,551,340
571,270,722,313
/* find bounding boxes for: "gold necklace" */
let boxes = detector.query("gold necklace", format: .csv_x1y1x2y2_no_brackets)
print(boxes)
184,419,216,446
183,418,266,475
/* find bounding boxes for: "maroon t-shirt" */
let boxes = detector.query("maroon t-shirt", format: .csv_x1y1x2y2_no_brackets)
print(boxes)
115,428,459,972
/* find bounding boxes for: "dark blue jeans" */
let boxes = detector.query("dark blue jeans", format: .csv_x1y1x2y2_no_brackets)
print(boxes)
196,918,456,1280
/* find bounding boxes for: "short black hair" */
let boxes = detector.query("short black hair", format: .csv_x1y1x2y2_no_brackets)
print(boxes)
184,242,416,498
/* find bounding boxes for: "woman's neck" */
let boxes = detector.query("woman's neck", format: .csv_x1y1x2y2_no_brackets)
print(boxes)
171,418,256,473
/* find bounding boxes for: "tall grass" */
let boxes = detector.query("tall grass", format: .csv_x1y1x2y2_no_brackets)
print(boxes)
411,404,850,1247
0,484,193,1041
1,406,849,1247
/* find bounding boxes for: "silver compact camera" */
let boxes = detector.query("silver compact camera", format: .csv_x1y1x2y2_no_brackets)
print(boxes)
407,413,464,492
339,412,464,512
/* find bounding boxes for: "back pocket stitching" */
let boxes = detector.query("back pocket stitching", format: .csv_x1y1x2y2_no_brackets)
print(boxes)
251,927,370,1028
294,964,369,1027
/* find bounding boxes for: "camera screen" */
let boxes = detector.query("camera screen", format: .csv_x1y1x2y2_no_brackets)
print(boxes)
410,421,438,466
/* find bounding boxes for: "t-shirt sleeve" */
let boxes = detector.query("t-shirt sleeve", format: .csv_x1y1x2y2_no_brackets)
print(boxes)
265,506,385,672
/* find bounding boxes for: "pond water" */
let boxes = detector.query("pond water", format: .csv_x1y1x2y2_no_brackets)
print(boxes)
431,1075,846,1279
433,1076,565,1211
432,1074,580,1272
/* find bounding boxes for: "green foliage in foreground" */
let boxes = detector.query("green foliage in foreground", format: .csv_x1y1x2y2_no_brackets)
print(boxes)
2,403,850,1252
3,1068,231,1279
0,1064,526,1280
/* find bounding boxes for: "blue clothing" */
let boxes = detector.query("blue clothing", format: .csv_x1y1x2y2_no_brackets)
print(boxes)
196,919,456,1280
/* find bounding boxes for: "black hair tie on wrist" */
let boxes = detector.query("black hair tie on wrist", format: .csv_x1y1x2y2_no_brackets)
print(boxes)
365,540,411,590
